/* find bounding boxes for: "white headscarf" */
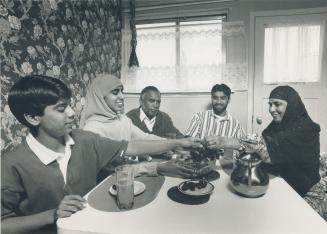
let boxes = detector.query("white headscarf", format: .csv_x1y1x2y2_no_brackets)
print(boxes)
79,73,123,127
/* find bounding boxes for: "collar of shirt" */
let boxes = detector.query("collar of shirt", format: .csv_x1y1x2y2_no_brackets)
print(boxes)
140,108,156,132
140,108,156,123
140,108,156,124
210,110,231,121
26,133,75,165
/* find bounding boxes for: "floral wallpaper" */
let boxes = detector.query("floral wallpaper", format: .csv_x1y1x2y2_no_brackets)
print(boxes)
0,0,122,153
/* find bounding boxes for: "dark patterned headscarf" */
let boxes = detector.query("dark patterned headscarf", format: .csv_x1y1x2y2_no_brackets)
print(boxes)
269,85,308,129
263,85,320,196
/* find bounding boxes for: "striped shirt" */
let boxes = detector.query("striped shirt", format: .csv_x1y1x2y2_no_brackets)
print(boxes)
185,110,245,139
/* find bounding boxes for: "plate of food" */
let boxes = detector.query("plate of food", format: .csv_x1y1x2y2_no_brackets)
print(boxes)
109,181,146,196
177,179,214,197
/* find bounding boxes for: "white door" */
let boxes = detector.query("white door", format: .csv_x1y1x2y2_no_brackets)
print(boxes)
252,9,327,152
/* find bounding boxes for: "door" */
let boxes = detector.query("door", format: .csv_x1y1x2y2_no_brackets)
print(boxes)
252,9,327,152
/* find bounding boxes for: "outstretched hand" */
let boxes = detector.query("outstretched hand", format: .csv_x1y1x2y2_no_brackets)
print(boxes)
203,136,224,149
157,160,195,178
240,139,261,154
178,137,204,149
55,195,86,220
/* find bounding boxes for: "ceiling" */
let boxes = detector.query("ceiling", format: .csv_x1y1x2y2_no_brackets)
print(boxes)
121,0,324,10
121,0,236,10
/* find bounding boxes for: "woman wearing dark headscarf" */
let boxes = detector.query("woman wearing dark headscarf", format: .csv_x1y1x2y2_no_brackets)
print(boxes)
244,86,325,217
262,86,321,194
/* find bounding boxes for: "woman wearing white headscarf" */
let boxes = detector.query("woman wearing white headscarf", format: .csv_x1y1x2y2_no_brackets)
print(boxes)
80,74,194,181
80,74,162,141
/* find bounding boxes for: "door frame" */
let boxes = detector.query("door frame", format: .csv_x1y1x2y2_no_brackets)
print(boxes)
248,7,327,133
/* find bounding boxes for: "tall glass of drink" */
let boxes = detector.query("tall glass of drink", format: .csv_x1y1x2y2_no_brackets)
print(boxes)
115,165,134,209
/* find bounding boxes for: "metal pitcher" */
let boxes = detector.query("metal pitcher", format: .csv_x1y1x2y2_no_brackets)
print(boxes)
230,151,269,198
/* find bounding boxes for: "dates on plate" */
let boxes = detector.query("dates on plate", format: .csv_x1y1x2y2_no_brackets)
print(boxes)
181,180,208,192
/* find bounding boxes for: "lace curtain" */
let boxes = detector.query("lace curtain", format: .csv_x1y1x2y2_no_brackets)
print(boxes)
264,22,324,84
121,21,248,92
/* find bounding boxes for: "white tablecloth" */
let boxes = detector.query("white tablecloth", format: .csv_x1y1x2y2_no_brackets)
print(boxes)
57,161,327,234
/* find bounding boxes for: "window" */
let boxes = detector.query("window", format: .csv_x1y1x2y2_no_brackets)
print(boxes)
263,23,323,84
122,16,228,93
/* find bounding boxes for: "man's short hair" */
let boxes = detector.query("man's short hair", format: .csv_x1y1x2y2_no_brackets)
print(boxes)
140,86,160,100
8,75,72,134
211,84,232,98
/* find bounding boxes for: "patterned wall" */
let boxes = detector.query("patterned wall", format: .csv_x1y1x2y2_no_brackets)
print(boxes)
0,0,122,153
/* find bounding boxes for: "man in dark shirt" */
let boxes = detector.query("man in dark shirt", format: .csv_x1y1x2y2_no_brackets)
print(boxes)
127,86,183,138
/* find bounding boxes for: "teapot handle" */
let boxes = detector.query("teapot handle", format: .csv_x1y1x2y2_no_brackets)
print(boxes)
247,160,252,187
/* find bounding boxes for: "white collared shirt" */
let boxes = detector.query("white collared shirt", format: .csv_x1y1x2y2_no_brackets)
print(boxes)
139,108,156,132
26,133,75,183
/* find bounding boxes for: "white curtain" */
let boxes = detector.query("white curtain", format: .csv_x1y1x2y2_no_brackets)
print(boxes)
121,21,248,93
264,22,324,84
221,21,248,91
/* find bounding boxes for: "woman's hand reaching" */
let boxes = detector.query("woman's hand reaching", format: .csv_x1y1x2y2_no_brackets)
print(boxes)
239,137,271,163
239,139,260,153
157,160,194,178
203,136,224,149
177,137,204,149
203,136,239,150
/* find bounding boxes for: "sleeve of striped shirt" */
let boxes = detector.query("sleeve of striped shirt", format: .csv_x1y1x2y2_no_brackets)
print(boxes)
185,113,201,138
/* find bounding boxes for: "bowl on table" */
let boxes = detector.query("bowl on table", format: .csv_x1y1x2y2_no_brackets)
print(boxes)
176,148,218,178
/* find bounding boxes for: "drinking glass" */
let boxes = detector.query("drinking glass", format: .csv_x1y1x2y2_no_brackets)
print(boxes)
115,165,134,209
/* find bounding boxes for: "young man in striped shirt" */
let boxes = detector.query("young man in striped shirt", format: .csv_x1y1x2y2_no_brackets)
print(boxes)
185,84,245,141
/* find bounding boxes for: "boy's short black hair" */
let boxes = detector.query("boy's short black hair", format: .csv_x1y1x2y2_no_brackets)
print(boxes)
140,86,160,99
8,75,72,134
211,84,232,98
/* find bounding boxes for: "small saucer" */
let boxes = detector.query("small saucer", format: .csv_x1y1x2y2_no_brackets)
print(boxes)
177,179,214,197
167,186,210,205
109,181,146,196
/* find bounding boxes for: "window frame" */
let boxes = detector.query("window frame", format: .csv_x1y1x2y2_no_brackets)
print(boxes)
130,15,227,93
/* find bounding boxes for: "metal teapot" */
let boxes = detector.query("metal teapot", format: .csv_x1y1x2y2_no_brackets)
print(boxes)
230,151,269,198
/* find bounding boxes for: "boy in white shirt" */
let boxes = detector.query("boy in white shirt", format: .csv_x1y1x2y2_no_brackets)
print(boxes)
1,75,202,233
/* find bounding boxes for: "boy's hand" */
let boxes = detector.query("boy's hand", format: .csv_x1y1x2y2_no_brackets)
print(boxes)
157,160,194,178
55,195,86,219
